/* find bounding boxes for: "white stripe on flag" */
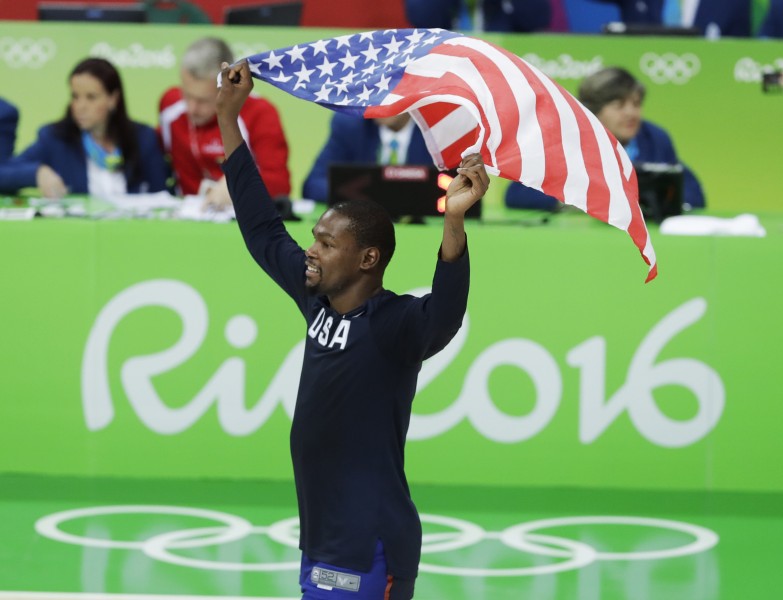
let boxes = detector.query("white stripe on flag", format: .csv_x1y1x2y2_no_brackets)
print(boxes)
584,110,633,230
443,37,546,189
516,62,593,212
425,105,477,157
403,94,489,170
402,52,503,169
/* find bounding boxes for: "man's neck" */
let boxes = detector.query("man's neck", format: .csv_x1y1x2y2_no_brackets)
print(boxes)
328,283,384,315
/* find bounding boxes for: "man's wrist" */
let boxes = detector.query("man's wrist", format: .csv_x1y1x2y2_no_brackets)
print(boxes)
217,114,240,128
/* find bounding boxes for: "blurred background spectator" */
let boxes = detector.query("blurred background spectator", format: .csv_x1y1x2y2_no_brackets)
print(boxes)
0,58,168,198
158,37,291,210
303,113,432,203
505,66,705,212
759,0,783,37
405,0,566,32
590,0,757,37
0,98,19,162
143,0,212,23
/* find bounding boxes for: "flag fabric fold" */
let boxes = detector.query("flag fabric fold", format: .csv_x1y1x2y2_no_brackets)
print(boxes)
240,28,657,282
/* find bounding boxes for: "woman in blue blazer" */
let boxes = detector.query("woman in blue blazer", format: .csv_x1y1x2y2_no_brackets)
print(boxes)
506,67,705,211
0,58,168,197
0,98,19,162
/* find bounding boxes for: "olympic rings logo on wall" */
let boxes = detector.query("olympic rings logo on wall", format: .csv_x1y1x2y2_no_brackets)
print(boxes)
0,37,56,69
35,505,719,578
639,52,701,84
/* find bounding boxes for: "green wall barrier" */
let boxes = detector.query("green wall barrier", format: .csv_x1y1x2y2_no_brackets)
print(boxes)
1,215,781,493
0,21,781,211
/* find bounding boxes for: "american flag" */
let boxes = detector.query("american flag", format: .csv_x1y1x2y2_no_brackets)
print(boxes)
241,28,657,282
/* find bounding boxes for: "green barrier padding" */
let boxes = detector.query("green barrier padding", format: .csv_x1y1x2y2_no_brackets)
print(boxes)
1,215,780,492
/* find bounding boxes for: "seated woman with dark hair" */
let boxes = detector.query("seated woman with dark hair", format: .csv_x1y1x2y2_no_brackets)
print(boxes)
0,57,168,198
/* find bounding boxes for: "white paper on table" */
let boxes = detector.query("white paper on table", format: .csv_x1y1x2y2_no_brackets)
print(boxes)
0,207,36,220
102,191,182,213
175,195,236,223
660,213,766,237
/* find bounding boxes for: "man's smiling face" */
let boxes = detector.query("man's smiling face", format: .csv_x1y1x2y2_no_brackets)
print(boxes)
304,210,365,297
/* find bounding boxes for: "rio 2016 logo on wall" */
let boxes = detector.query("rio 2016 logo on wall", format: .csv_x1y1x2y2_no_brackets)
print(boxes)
639,52,701,84
81,280,725,447
89,42,177,69
734,56,783,83
520,53,604,80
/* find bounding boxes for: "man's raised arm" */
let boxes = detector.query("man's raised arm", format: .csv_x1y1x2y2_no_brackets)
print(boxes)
216,60,253,159
440,153,490,262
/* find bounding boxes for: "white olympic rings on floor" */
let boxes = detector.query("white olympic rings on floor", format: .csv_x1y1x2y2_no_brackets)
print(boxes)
34,506,719,577
35,505,254,550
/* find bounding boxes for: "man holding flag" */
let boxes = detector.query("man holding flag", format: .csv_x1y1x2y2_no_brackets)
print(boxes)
217,59,488,599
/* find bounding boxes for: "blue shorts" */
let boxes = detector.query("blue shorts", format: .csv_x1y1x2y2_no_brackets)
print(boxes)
299,540,415,600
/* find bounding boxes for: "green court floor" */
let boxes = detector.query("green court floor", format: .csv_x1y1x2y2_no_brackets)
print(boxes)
1,476,781,599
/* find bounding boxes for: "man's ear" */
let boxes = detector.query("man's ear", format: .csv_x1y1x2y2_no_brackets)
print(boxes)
360,247,380,271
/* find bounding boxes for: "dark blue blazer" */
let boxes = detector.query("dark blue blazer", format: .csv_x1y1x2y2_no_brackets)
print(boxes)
302,112,433,203
0,121,169,195
0,98,19,162
505,120,705,211
592,0,752,36
760,0,783,37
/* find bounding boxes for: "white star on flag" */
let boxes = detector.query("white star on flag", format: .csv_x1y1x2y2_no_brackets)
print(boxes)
356,85,372,101
406,29,427,44
286,45,307,63
361,43,382,64
314,85,333,102
374,73,391,92
310,38,330,56
339,50,359,71
262,51,284,70
316,57,337,77
294,63,315,86
383,36,403,55
334,34,353,49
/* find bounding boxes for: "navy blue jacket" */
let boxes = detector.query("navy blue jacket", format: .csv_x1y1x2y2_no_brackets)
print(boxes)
0,121,169,195
0,98,18,162
225,142,469,580
302,112,433,203
505,120,705,211
760,0,783,37
592,0,752,36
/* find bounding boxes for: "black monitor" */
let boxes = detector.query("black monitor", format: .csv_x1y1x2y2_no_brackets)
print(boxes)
224,2,302,25
636,162,684,224
328,163,482,222
38,3,147,23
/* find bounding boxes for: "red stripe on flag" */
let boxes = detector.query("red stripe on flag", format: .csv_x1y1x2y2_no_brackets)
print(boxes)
501,49,568,200
612,144,657,281
366,71,493,166
416,102,480,166
440,127,483,168
559,91,611,222
429,43,524,181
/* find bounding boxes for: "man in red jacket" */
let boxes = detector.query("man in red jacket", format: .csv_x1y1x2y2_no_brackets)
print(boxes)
159,37,291,208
